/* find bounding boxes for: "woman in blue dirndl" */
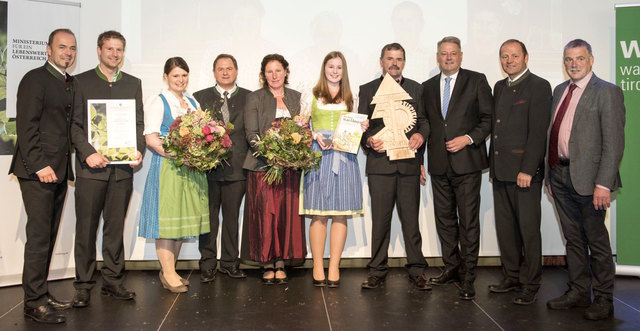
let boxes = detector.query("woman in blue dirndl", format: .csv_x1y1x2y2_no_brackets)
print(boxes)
301,51,368,287
138,57,209,293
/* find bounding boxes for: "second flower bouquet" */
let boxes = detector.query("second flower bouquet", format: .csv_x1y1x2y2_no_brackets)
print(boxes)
252,115,322,184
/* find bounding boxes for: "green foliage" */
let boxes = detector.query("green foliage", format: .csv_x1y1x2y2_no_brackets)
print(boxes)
0,109,16,144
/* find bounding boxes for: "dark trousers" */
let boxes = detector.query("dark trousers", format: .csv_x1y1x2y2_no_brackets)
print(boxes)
431,170,482,283
492,178,542,290
19,178,68,308
198,179,246,271
550,164,614,299
74,172,133,290
367,173,427,278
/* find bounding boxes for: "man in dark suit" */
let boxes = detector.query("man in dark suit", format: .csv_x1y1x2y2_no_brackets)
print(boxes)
545,39,624,321
194,54,250,282
70,31,144,307
9,28,76,324
488,39,551,305
421,36,492,300
359,43,430,291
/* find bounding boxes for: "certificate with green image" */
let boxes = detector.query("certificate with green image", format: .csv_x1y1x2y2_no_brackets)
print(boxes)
88,99,137,164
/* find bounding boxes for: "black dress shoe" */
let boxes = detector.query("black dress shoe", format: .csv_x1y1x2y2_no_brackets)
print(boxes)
72,289,90,308
47,294,72,310
513,287,537,305
24,304,65,324
313,278,327,287
220,264,247,278
200,268,217,283
361,276,384,289
430,269,461,285
584,296,614,320
547,290,591,310
410,274,432,291
101,284,136,300
262,268,276,285
327,279,340,288
275,267,288,285
488,278,520,293
459,281,476,300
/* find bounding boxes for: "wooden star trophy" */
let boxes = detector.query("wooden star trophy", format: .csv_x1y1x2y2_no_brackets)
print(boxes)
370,74,418,160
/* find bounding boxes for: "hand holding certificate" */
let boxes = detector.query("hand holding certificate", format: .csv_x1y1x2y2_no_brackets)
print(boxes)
88,99,138,164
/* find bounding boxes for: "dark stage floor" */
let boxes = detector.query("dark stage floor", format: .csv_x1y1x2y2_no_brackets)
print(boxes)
1,266,639,330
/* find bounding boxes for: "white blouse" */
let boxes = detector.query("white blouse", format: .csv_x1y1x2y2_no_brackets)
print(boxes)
143,88,200,135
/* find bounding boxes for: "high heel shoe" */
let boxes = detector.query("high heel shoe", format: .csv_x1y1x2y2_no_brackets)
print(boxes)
327,279,340,288
275,267,288,285
262,267,276,285
313,278,327,287
159,271,188,293
180,278,189,286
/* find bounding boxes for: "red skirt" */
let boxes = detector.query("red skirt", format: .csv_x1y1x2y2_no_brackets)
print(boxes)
245,169,307,263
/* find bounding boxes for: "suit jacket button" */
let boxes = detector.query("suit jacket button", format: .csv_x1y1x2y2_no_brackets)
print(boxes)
494,135,498,139
495,151,499,155
496,119,501,123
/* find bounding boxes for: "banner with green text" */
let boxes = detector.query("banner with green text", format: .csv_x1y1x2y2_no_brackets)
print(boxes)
616,4,640,266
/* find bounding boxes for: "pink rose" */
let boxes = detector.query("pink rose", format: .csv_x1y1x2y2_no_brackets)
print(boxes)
202,126,211,135
206,134,214,142
222,135,232,148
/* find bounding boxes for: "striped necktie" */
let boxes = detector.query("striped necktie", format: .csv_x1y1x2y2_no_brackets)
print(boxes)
442,76,452,118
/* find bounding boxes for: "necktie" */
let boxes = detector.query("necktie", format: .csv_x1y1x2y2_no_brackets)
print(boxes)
221,91,230,124
442,76,451,118
548,83,577,168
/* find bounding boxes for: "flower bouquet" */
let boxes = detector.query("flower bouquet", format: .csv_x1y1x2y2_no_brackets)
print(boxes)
163,109,233,172
252,115,322,184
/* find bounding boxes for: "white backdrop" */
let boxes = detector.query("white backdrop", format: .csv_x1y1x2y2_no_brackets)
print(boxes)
1,0,631,286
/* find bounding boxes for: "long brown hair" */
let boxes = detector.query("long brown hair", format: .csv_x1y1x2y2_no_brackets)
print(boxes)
312,51,353,111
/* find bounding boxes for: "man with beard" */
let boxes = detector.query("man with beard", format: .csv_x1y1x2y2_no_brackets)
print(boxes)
10,28,77,324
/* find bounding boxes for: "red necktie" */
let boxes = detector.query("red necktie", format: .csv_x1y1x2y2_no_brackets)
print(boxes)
548,83,577,168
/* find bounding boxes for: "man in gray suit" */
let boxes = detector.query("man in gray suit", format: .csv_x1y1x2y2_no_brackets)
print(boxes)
545,39,625,321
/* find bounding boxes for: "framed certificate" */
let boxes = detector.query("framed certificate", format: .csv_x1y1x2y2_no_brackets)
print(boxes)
332,112,368,154
87,99,137,164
